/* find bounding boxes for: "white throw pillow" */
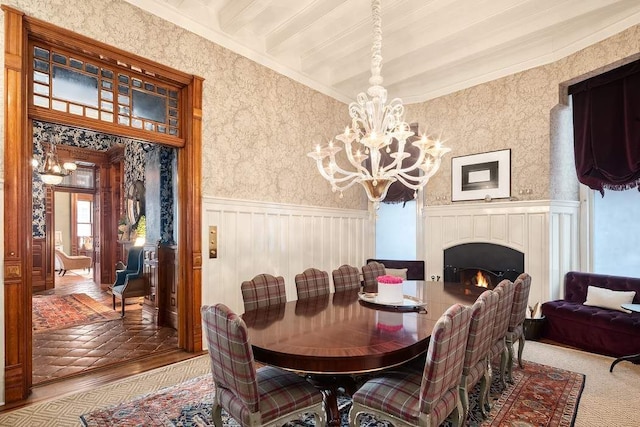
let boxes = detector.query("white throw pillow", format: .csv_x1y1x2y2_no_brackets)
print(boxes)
385,268,408,280
583,285,636,313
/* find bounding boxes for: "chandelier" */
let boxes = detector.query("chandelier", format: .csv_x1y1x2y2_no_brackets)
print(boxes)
35,142,77,185
308,0,450,204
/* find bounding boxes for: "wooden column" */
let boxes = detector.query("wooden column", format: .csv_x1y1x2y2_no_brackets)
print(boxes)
2,5,31,402
178,76,203,352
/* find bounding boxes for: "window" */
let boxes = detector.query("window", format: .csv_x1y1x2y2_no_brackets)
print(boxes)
591,188,640,277
30,43,181,137
71,193,94,255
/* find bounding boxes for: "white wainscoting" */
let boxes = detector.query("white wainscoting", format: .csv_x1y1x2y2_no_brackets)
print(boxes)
202,197,374,315
423,200,580,305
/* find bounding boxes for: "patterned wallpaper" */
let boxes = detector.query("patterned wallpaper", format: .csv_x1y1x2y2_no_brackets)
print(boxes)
405,24,640,205
0,0,364,210
2,1,640,210
31,121,175,242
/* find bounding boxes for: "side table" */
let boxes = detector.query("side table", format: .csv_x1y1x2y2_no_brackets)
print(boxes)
609,303,640,372
523,316,546,341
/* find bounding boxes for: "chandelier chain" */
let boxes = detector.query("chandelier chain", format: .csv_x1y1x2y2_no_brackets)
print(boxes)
369,0,383,88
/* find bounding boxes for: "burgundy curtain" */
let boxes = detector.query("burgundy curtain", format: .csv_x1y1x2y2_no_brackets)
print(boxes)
569,60,640,195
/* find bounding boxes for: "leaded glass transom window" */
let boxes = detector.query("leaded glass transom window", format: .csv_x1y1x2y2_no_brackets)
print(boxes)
30,44,180,137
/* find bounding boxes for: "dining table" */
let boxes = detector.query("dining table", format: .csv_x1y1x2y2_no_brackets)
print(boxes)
242,280,481,426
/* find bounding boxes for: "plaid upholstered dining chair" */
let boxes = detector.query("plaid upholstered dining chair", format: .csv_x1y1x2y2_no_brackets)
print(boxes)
505,272,532,382
240,274,287,312
361,261,385,293
331,264,361,292
459,289,500,421
201,304,326,427
294,268,330,300
349,303,472,427
485,279,516,407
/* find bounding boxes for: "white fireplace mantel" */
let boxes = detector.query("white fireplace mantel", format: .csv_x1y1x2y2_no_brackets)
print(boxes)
422,200,580,305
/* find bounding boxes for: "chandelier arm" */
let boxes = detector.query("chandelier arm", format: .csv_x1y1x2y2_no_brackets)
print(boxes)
328,154,371,180
342,141,372,177
394,173,431,190
384,151,429,175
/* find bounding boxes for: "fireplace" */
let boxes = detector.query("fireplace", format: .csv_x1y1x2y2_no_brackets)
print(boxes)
443,243,524,289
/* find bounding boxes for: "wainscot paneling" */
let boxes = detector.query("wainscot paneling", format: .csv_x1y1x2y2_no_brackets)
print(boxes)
201,197,374,315
423,200,580,305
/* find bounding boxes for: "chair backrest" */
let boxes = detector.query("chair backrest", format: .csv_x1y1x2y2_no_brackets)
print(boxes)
463,290,500,375
125,247,144,274
295,268,330,299
509,273,532,331
241,274,287,312
490,279,516,345
362,261,385,293
201,304,259,413
420,303,472,414
332,264,361,292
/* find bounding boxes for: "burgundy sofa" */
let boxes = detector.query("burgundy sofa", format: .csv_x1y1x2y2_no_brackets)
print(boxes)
541,271,640,357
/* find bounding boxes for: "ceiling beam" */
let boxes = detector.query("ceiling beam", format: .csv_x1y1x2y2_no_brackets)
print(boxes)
266,0,347,55
219,0,271,35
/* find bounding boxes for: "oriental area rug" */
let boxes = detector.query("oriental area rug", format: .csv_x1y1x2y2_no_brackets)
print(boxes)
80,360,584,427
32,293,121,331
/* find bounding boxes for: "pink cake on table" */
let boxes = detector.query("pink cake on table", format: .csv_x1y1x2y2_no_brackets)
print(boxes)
377,275,404,303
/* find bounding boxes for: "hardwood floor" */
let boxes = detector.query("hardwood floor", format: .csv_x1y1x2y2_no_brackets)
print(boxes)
11,269,200,411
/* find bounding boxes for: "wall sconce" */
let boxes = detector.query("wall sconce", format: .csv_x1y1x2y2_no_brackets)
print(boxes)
34,142,77,185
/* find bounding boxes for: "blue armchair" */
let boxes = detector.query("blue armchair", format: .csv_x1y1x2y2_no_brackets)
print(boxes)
110,247,147,317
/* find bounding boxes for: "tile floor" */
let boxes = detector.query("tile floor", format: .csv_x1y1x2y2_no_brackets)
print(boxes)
32,270,178,385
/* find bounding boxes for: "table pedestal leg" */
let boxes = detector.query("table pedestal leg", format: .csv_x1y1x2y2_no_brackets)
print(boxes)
609,353,640,372
307,374,356,426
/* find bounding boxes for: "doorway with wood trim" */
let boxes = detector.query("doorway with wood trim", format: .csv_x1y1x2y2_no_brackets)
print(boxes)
3,6,204,403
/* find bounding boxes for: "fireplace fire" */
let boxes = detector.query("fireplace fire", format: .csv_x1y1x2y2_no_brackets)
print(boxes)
456,268,502,289
475,270,489,288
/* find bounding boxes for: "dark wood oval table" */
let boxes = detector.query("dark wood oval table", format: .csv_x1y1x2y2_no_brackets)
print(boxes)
242,280,479,425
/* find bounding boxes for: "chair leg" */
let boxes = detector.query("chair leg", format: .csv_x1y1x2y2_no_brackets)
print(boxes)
450,398,463,427
484,359,493,412
506,339,515,384
517,335,526,368
459,382,470,423
121,297,125,317
479,369,490,418
500,346,509,388
112,294,116,310
211,402,223,427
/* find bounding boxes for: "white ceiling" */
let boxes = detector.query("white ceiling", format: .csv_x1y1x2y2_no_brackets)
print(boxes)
125,0,640,104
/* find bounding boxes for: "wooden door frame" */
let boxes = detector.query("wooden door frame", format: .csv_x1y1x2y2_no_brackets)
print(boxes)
2,6,203,402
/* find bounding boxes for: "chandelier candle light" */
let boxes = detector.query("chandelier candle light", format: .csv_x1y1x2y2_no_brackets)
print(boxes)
308,0,450,204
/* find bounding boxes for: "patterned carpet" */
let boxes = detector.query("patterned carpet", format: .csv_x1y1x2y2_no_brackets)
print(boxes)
32,293,121,331
79,361,584,426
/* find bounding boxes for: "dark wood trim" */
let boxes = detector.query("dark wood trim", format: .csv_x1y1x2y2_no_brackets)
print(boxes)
29,107,186,148
23,13,193,86
2,5,32,402
177,76,204,352
3,5,204,402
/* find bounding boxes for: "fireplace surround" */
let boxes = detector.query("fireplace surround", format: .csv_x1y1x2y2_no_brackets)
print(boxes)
444,242,524,289
423,200,580,305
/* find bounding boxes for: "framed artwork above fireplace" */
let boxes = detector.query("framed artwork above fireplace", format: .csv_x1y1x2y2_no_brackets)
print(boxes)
451,149,511,201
